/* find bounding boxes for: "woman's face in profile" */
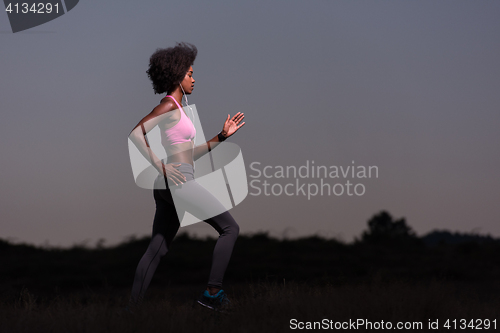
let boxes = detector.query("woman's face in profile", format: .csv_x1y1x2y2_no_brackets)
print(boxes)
180,66,195,94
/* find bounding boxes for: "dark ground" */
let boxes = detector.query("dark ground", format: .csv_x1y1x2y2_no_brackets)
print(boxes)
2,211,500,332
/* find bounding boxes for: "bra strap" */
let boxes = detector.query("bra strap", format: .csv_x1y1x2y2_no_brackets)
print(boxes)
165,95,183,111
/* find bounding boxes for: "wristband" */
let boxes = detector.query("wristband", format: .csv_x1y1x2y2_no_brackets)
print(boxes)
218,131,227,142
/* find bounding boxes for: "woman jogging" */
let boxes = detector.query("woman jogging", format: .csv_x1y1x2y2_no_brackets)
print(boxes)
126,42,245,313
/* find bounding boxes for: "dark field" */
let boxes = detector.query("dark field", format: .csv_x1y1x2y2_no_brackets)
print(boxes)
2,277,500,332
1,211,500,332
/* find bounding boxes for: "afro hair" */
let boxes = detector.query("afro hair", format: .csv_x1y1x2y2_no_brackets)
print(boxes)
146,42,198,95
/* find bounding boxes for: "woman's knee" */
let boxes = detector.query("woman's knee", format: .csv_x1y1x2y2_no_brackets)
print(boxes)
224,218,240,236
232,221,240,236
208,211,240,236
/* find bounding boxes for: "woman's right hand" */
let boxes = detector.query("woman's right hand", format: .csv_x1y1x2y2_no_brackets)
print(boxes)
162,163,187,186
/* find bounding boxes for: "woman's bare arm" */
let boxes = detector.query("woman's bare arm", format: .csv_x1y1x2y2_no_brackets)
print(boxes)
129,102,176,174
192,112,245,161
192,131,227,162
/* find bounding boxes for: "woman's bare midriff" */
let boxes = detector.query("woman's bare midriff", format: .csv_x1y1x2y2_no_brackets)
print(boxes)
165,141,194,168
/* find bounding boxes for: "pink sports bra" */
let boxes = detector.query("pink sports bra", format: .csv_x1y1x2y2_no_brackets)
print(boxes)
161,95,196,146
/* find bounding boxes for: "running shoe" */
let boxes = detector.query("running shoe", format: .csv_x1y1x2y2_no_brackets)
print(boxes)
197,289,231,312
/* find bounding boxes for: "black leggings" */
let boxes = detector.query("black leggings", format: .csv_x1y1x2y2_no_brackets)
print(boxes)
129,162,240,306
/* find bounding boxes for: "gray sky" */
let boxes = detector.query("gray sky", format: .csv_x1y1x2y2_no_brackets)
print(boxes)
1,0,499,248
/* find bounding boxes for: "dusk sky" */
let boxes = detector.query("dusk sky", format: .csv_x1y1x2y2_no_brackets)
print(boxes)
1,0,499,248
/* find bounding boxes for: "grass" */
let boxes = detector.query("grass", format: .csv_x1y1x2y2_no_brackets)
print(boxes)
1,275,499,333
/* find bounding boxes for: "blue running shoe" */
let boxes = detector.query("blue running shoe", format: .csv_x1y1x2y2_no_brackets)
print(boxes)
197,289,231,312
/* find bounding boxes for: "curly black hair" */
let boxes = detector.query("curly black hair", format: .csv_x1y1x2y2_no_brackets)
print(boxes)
146,42,198,95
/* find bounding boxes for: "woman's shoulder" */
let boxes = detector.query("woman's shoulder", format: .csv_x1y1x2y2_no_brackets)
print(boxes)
154,97,180,117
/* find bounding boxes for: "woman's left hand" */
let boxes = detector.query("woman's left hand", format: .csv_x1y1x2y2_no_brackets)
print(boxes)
222,112,245,138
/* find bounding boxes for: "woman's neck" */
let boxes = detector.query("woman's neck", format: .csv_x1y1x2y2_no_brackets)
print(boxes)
167,89,184,105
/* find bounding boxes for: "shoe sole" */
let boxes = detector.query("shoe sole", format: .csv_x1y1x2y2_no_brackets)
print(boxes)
197,299,215,309
196,300,230,313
